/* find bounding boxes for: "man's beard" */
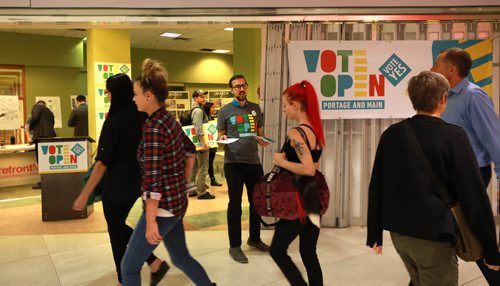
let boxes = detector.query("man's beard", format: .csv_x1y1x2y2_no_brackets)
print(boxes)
235,93,247,101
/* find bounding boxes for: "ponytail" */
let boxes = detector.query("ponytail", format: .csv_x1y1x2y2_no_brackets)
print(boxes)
284,80,325,147
301,81,325,146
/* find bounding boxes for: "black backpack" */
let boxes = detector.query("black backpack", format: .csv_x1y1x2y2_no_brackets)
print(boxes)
180,106,202,126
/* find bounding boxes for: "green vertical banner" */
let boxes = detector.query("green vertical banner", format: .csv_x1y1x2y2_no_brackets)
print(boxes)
94,63,131,138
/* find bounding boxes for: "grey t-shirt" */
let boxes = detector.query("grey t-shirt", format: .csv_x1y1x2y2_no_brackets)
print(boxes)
217,100,264,164
191,105,208,136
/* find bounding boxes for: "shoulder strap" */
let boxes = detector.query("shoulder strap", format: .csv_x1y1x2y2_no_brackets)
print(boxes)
190,106,203,118
299,124,320,149
294,126,312,151
402,121,455,207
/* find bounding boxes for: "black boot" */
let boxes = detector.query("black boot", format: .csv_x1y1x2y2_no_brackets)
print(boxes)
211,178,222,186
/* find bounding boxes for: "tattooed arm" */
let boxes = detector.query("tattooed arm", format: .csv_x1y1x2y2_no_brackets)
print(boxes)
272,128,317,176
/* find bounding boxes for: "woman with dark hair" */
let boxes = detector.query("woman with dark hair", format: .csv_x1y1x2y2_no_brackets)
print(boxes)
203,101,222,187
270,80,325,286
72,73,168,286
121,59,215,286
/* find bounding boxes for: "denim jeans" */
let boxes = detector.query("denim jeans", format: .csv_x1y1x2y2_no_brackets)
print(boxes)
101,196,157,283
121,214,212,286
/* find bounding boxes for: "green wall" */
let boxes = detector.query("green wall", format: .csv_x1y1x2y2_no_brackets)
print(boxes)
0,31,238,137
131,48,233,84
0,32,84,68
233,28,261,103
0,32,85,137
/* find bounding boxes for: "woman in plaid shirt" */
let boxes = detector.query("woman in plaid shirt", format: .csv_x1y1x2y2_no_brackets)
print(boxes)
121,59,215,286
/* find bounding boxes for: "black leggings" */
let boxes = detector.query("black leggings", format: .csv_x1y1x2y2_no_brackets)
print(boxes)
102,196,157,283
208,148,217,179
270,218,323,286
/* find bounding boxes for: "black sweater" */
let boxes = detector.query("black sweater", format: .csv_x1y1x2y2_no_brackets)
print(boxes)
367,115,499,265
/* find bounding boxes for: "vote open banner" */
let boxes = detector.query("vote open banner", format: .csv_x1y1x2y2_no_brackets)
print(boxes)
182,120,219,151
288,40,492,119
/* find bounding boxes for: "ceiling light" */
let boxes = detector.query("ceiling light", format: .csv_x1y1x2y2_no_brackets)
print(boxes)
212,50,230,54
224,27,234,31
160,32,182,38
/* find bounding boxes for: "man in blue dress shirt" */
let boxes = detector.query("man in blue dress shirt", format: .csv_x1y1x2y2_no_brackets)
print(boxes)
432,47,500,284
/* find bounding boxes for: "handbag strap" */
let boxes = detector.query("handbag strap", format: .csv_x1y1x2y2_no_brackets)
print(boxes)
402,120,455,207
266,134,289,181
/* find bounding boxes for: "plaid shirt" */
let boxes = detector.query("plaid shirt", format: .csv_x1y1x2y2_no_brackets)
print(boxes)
137,107,196,217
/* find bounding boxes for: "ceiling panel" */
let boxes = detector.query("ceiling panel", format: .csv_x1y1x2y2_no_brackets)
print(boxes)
0,27,235,54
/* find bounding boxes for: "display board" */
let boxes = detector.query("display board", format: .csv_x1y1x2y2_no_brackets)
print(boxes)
70,95,79,109
0,95,20,130
167,91,190,120
207,90,232,117
35,96,62,128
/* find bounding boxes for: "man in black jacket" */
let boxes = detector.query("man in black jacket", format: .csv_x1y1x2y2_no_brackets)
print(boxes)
29,100,57,189
366,71,499,285
29,100,56,143
68,95,88,136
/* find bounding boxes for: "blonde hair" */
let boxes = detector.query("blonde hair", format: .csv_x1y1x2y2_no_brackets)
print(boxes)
135,58,169,102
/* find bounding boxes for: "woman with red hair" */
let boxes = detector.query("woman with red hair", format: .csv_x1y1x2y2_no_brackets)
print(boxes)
270,80,325,286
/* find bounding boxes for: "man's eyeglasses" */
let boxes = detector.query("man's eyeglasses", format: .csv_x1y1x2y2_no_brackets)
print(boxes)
232,83,249,90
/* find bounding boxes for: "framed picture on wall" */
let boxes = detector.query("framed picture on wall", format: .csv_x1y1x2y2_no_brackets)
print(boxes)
167,91,190,120
207,90,232,117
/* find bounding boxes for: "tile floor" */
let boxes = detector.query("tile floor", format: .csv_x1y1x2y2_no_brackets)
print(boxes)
0,179,491,286
0,228,489,286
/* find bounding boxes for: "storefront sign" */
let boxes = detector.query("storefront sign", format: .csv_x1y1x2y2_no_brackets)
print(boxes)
288,40,492,119
37,140,90,173
182,120,218,151
0,151,39,187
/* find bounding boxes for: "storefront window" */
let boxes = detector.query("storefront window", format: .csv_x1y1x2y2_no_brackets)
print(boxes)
0,65,26,144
